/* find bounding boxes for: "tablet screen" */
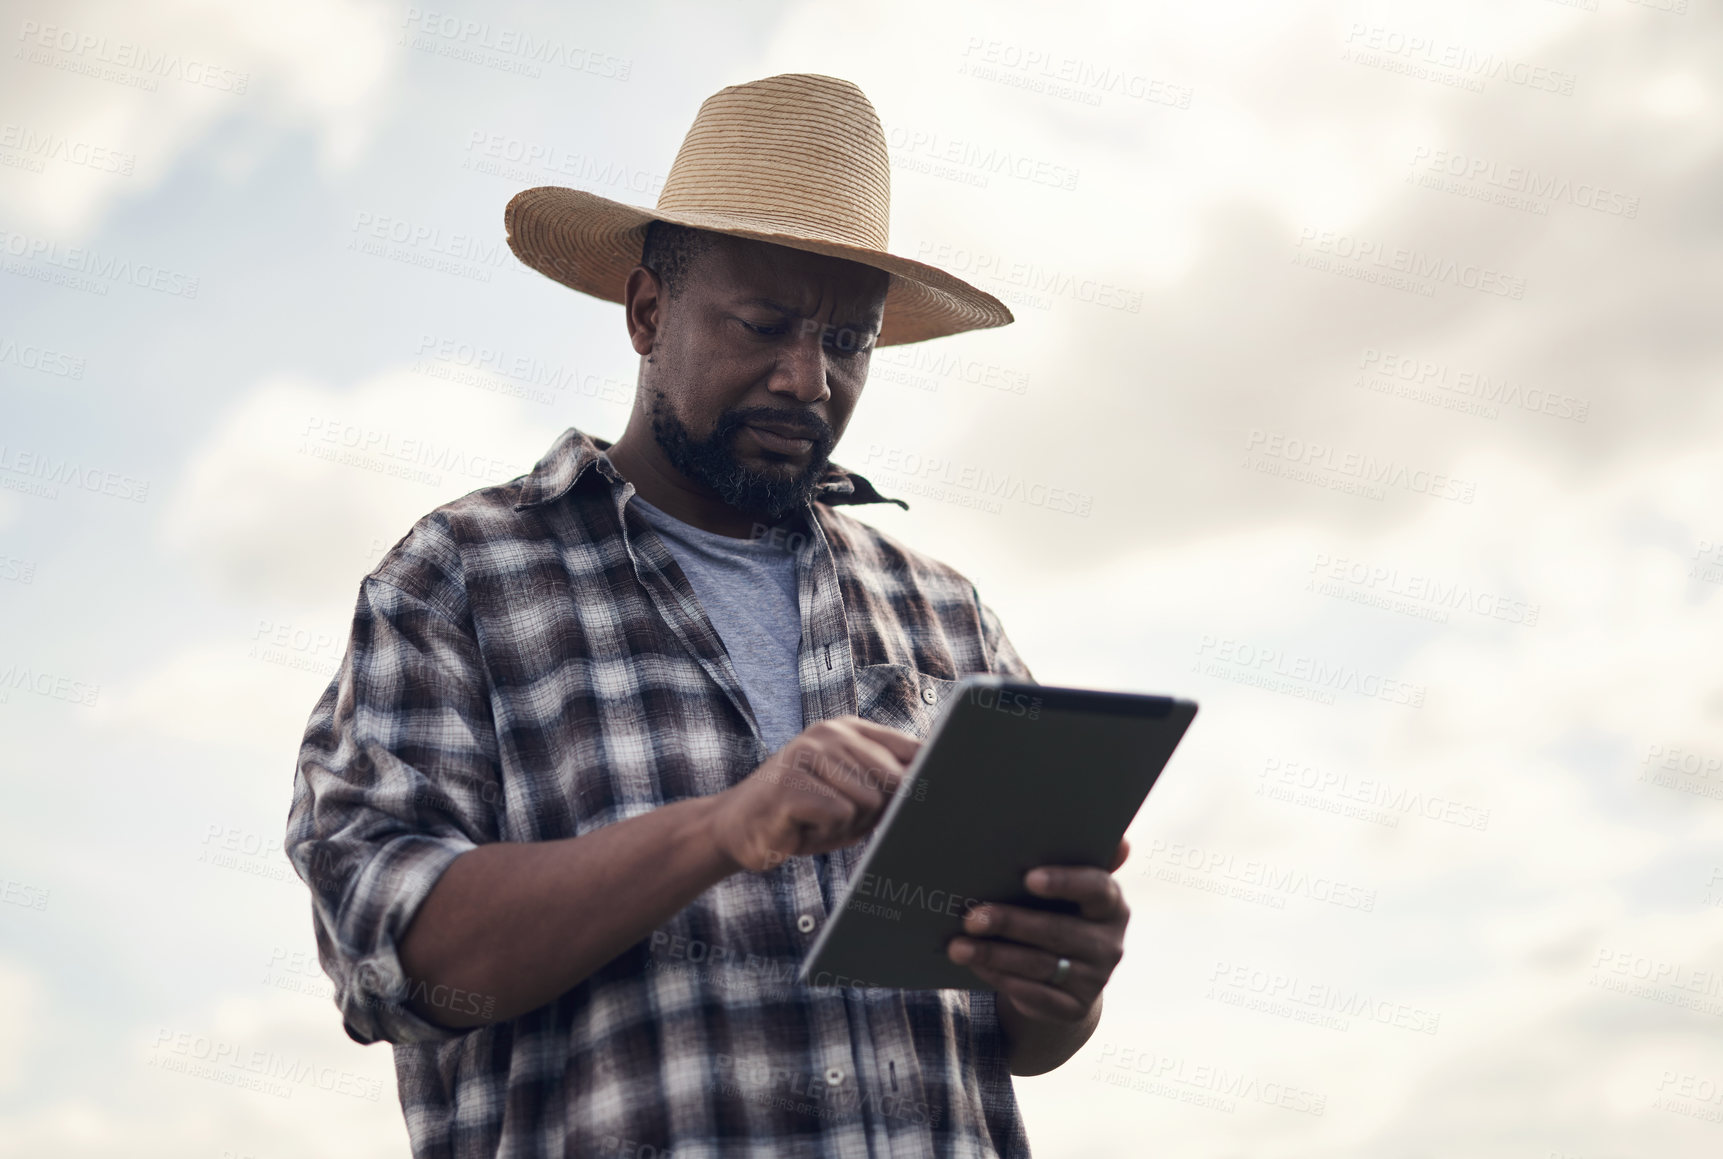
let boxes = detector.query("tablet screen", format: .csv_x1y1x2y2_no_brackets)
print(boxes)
799,677,1198,991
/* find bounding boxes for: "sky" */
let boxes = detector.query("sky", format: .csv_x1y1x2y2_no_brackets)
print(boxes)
2,0,1722,1155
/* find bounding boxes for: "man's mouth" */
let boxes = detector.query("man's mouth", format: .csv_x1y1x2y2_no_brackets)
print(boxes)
741,419,821,456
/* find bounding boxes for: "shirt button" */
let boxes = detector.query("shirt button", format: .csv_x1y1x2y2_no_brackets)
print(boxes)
825,1067,844,1086
920,686,938,704
796,914,816,934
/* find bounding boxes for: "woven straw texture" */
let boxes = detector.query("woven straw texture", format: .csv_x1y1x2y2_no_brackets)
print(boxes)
504,73,1013,346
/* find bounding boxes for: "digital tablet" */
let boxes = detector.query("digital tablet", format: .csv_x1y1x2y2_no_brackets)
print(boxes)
798,677,1198,991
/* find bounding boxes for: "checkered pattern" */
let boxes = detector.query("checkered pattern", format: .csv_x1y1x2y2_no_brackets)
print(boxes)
286,426,1036,1158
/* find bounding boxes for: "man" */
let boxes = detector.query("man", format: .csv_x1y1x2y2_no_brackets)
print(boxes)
287,73,1132,1158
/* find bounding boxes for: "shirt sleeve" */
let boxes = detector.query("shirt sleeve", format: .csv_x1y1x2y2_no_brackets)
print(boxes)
974,587,1035,682
285,572,503,1046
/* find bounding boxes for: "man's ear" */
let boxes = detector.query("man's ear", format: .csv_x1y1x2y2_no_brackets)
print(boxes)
623,265,663,357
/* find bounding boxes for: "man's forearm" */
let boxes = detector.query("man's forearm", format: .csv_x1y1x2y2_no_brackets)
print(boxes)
397,795,737,1028
999,992,1102,1076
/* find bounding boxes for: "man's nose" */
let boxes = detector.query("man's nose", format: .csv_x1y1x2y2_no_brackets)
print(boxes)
768,329,832,403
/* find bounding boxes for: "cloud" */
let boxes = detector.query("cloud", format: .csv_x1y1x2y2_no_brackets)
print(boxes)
105,367,568,753
0,987,405,1158
157,368,564,608
0,0,397,236
0,958,41,1092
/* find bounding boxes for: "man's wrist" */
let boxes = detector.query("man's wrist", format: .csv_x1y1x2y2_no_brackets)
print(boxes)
687,790,746,878
1002,991,1102,1077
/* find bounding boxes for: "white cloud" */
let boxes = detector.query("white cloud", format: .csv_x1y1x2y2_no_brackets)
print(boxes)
103,367,567,751
0,0,397,235
157,368,564,607
0,988,405,1158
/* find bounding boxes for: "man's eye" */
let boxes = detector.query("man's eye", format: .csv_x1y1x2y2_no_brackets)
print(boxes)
825,334,873,359
742,321,787,337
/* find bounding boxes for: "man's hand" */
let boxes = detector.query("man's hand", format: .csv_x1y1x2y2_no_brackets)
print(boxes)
946,838,1132,1074
706,716,921,873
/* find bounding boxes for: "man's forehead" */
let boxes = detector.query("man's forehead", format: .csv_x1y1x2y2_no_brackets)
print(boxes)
705,235,889,320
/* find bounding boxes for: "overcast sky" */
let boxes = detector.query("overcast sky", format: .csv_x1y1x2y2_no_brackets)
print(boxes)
3,0,1722,1155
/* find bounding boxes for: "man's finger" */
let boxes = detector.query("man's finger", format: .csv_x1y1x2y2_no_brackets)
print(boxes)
803,735,904,826
947,936,1098,1004
1024,865,1127,922
1109,837,1130,873
964,963,1088,1023
824,733,907,798
788,781,860,834
959,903,1119,965
838,717,923,762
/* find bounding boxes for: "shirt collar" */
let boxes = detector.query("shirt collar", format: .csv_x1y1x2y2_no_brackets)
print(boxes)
513,426,908,512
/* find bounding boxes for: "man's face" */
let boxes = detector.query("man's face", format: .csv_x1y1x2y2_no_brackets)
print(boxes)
632,234,891,520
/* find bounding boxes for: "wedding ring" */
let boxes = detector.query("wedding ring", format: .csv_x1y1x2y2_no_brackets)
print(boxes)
1050,957,1071,987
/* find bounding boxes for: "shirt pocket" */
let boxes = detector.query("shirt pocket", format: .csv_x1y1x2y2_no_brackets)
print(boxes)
853,663,961,740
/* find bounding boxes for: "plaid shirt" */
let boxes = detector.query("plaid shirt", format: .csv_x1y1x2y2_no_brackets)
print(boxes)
286,425,1037,1158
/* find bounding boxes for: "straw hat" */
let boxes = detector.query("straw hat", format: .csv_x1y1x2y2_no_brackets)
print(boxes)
504,73,1014,347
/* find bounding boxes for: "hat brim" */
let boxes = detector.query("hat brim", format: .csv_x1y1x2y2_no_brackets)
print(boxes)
504,187,1013,347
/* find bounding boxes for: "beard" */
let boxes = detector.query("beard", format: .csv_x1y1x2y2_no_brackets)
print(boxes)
646,389,836,521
